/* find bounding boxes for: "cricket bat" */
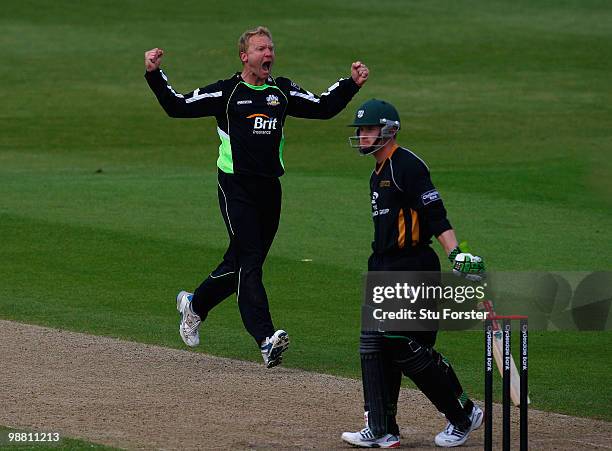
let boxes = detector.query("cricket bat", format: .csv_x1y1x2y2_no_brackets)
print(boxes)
481,300,530,407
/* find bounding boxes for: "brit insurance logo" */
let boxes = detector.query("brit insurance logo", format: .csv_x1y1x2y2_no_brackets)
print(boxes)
247,113,278,135
266,94,280,106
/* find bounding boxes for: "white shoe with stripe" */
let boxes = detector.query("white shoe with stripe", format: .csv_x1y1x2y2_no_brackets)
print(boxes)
260,330,289,368
341,427,400,448
434,404,483,447
176,290,201,347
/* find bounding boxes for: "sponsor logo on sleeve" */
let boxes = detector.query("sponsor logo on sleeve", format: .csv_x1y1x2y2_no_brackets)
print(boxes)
379,180,391,187
237,100,252,105
421,190,441,205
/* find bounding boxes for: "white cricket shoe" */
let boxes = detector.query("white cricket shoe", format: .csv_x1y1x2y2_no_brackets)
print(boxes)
176,290,201,347
260,330,289,368
434,404,483,447
341,427,400,448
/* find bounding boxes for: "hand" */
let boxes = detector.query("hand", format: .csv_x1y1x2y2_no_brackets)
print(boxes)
351,61,369,87
449,249,486,282
145,48,164,72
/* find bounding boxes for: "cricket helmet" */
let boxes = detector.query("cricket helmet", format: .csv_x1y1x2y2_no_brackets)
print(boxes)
348,99,401,155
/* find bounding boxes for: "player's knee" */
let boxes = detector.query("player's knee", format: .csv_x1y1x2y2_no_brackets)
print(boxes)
210,262,237,279
238,253,265,273
394,342,433,377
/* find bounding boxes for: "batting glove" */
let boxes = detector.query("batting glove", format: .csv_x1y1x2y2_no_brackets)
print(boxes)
449,246,486,282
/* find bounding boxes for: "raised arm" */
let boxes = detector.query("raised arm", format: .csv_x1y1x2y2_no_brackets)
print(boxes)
283,61,369,119
144,48,224,118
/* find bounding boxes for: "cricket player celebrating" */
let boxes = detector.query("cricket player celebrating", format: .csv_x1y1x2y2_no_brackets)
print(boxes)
144,27,368,368
341,99,485,447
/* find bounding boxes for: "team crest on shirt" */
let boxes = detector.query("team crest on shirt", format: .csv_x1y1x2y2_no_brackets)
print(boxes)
266,94,280,106
379,180,391,187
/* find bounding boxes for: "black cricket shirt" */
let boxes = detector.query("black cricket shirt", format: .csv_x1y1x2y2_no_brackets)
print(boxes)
146,69,359,177
370,145,452,254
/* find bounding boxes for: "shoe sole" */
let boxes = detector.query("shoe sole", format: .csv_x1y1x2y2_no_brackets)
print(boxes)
179,325,198,348
341,435,400,448
266,332,289,368
176,291,199,348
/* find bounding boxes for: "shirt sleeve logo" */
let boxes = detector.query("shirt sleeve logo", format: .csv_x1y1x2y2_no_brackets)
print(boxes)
421,189,441,205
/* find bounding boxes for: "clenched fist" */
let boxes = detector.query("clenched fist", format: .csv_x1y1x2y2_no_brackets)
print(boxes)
351,61,369,87
145,48,164,72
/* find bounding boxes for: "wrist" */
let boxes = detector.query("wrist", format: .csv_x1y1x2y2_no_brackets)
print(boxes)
349,76,361,89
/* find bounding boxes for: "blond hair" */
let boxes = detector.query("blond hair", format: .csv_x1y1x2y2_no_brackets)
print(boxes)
238,26,272,56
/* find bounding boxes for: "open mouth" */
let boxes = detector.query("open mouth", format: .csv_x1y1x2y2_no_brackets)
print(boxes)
262,61,272,72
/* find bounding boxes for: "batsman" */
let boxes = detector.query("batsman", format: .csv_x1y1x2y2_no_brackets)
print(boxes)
341,99,486,448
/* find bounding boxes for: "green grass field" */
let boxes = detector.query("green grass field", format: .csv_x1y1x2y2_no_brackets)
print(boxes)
1,0,611,426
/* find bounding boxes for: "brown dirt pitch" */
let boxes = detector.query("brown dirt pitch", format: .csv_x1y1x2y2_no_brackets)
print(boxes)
1,320,610,450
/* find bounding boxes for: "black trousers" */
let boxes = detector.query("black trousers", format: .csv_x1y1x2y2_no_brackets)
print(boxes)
191,170,281,345
363,246,470,435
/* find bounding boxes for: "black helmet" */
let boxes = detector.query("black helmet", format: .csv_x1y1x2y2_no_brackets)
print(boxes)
348,99,401,155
